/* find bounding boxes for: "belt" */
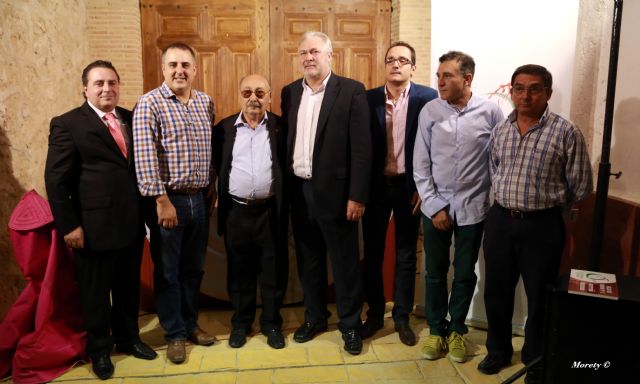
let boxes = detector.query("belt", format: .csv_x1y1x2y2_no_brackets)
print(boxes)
167,187,207,195
496,203,560,219
231,195,273,206
385,174,405,186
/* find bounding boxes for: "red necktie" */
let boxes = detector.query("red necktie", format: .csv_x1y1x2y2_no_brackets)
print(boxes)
104,112,128,158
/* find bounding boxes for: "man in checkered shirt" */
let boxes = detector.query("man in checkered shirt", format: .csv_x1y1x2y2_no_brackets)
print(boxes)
133,42,216,364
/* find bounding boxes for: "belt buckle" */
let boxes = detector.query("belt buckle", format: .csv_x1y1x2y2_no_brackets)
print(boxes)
510,209,524,219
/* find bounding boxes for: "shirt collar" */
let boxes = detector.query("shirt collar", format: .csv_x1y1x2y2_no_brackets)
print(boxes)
302,71,331,93
384,81,411,101
234,111,269,128
87,100,115,121
160,82,195,103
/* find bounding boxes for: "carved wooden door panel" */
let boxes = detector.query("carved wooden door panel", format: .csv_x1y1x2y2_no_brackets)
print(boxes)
269,0,391,114
140,0,269,121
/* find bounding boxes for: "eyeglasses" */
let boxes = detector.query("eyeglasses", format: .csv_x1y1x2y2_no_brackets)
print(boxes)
385,57,413,66
240,89,269,99
511,85,547,96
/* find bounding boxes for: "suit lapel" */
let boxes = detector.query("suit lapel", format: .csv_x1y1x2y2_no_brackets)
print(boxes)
375,86,386,130
222,118,238,187
315,74,340,144
287,80,303,151
81,102,128,164
406,82,422,138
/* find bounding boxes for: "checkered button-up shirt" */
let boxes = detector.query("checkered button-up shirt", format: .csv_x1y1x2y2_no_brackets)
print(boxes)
490,107,593,211
133,82,215,196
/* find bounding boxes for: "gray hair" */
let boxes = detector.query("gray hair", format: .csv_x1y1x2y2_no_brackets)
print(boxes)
300,31,333,53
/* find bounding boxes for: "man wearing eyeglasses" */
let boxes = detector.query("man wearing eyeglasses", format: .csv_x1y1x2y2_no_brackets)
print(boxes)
361,41,437,346
414,51,503,363
478,64,592,384
211,74,288,350
281,31,372,355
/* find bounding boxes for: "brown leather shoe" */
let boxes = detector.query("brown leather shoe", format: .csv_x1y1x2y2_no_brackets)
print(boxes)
189,327,217,346
167,340,186,364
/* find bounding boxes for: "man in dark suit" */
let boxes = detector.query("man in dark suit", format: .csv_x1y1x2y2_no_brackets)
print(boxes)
45,60,156,380
361,42,438,346
281,31,372,355
212,74,288,350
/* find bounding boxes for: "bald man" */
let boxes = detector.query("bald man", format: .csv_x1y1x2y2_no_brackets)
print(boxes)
212,74,288,349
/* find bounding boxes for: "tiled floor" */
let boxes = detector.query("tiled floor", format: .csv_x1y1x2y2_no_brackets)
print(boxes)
50,305,526,384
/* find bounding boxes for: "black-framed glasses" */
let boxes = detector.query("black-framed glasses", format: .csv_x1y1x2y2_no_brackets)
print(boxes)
241,89,269,99
511,85,547,96
385,57,413,66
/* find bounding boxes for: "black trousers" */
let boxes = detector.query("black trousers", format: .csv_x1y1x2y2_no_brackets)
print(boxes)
223,199,288,332
362,175,420,324
483,203,564,365
290,177,363,331
74,237,144,358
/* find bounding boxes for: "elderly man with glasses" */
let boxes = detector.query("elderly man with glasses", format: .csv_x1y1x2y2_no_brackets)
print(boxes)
212,74,289,350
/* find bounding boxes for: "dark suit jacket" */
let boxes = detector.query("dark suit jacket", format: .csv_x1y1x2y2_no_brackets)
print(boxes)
45,102,143,252
212,111,287,237
281,74,372,219
367,82,438,200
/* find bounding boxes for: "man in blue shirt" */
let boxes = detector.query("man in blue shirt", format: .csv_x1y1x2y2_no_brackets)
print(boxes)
413,51,503,363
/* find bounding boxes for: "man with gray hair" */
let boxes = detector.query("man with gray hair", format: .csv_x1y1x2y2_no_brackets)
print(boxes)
281,31,372,355
414,51,503,363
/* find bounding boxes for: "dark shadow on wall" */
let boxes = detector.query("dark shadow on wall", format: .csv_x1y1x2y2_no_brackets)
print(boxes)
0,118,27,320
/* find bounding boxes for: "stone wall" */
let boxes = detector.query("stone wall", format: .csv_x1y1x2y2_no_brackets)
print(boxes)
0,0,89,318
0,0,142,319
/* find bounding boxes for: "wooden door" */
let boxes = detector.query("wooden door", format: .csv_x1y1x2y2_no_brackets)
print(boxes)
270,0,390,113
140,0,270,121
141,0,389,118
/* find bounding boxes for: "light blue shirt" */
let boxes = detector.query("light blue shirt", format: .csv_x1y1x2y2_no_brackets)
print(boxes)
413,95,504,225
228,113,273,200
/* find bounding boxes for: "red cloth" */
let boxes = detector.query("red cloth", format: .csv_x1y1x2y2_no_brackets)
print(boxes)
0,190,86,383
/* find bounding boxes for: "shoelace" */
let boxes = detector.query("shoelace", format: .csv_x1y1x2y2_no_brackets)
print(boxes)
448,332,465,350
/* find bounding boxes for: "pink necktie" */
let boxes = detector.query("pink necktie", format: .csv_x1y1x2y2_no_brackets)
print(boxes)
104,112,128,158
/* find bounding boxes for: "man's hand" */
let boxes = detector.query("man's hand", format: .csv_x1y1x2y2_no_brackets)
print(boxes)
156,194,178,228
411,192,422,216
64,226,85,249
431,209,452,231
346,200,365,221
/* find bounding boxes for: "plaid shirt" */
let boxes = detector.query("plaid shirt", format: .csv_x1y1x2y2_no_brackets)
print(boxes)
490,107,593,211
133,82,215,196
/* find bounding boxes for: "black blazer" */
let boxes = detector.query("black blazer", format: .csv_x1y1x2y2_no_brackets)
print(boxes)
45,102,143,251
281,74,372,220
367,82,438,200
212,111,287,236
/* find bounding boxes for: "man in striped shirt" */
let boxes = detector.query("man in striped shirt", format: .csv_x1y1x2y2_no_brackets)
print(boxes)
478,64,593,384
133,42,216,364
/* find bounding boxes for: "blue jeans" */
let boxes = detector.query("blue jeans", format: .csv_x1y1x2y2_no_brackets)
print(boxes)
147,191,210,341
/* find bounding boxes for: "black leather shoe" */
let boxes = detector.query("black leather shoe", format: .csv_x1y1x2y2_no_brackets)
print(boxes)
229,328,248,348
293,322,328,343
477,353,511,374
117,341,158,360
394,323,416,346
91,354,114,380
342,329,363,355
360,318,384,339
263,328,285,349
